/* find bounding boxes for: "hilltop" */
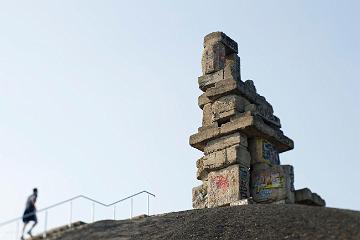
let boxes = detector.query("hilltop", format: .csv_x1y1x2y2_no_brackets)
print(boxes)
40,204,360,240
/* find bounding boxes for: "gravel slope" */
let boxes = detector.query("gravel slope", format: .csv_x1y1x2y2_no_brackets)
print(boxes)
54,204,360,240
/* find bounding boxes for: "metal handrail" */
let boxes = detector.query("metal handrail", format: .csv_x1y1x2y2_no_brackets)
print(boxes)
0,190,155,228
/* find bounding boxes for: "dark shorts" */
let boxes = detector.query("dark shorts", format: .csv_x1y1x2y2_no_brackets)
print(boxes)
22,207,37,223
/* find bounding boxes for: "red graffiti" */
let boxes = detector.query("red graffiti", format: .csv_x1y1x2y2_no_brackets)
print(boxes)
213,175,229,189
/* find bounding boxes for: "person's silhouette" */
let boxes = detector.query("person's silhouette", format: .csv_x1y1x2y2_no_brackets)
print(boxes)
21,188,38,239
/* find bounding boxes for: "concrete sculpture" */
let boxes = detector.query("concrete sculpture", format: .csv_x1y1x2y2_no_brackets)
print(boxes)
190,32,325,208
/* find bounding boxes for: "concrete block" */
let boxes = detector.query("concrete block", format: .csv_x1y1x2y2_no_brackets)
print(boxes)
199,53,240,92
252,162,271,172
201,42,226,74
226,145,251,168
211,95,250,123
204,132,248,154
244,104,281,128
207,164,250,207
213,109,237,125
251,165,294,203
190,126,221,151
244,80,256,93
196,157,207,180
224,53,240,80
283,165,295,192
295,188,312,202
204,32,238,54
203,149,227,168
202,103,213,127
256,95,274,114
295,188,326,207
197,144,251,180
198,93,212,110
205,79,276,117
311,193,326,207
192,183,208,209
282,165,295,203
198,123,218,132
190,115,294,153
206,78,238,101
198,69,223,92
248,137,280,166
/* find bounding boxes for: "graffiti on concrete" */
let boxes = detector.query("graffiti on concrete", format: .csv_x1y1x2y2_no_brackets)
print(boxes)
254,173,284,193
253,172,284,201
262,140,280,165
258,189,272,200
213,175,229,190
240,168,249,198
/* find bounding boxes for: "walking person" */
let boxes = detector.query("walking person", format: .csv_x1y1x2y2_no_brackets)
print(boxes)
21,188,38,240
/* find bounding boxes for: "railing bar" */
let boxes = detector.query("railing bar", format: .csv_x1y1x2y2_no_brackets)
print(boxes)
113,205,116,220
38,196,82,212
15,220,19,240
69,201,73,227
91,203,95,223
107,192,155,206
147,194,150,216
0,191,156,227
43,211,48,238
107,191,147,206
130,198,133,219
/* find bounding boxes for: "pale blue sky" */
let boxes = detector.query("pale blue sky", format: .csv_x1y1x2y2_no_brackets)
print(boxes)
0,0,359,228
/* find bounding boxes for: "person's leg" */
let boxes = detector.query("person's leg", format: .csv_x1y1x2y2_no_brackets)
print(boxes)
27,218,37,236
21,222,28,239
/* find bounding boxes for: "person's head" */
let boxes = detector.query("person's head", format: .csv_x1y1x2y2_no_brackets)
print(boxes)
33,188,38,196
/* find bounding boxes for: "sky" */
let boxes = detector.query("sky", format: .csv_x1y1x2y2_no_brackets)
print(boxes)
0,0,359,235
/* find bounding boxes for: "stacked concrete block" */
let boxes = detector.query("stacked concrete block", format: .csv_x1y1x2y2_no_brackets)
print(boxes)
294,188,326,207
206,164,250,208
248,137,295,204
190,32,325,208
251,164,295,204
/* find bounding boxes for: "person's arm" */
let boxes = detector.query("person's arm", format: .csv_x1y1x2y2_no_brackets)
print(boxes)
31,196,37,209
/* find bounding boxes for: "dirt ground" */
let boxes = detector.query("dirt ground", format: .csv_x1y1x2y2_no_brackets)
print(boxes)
54,204,360,240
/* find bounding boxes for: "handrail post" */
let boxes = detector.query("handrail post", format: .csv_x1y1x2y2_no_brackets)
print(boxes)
69,200,73,227
147,194,150,216
43,210,48,238
15,220,19,240
113,205,116,220
91,203,95,223
130,198,133,219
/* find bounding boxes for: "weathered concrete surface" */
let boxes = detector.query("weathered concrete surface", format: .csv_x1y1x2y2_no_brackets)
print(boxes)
248,137,280,166
201,42,226,74
295,188,326,207
192,183,208,209
204,132,248,154
197,144,251,180
204,31,238,54
245,103,281,128
251,165,294,203
198,92,211,109
211,95,249,123
206,78,274,113
207,164,250,207
201,103,213,127
224,53,240,80
190,115,294,153
50,205,360,240
198,55,241,91
30,221,86,240
198,69,223,91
